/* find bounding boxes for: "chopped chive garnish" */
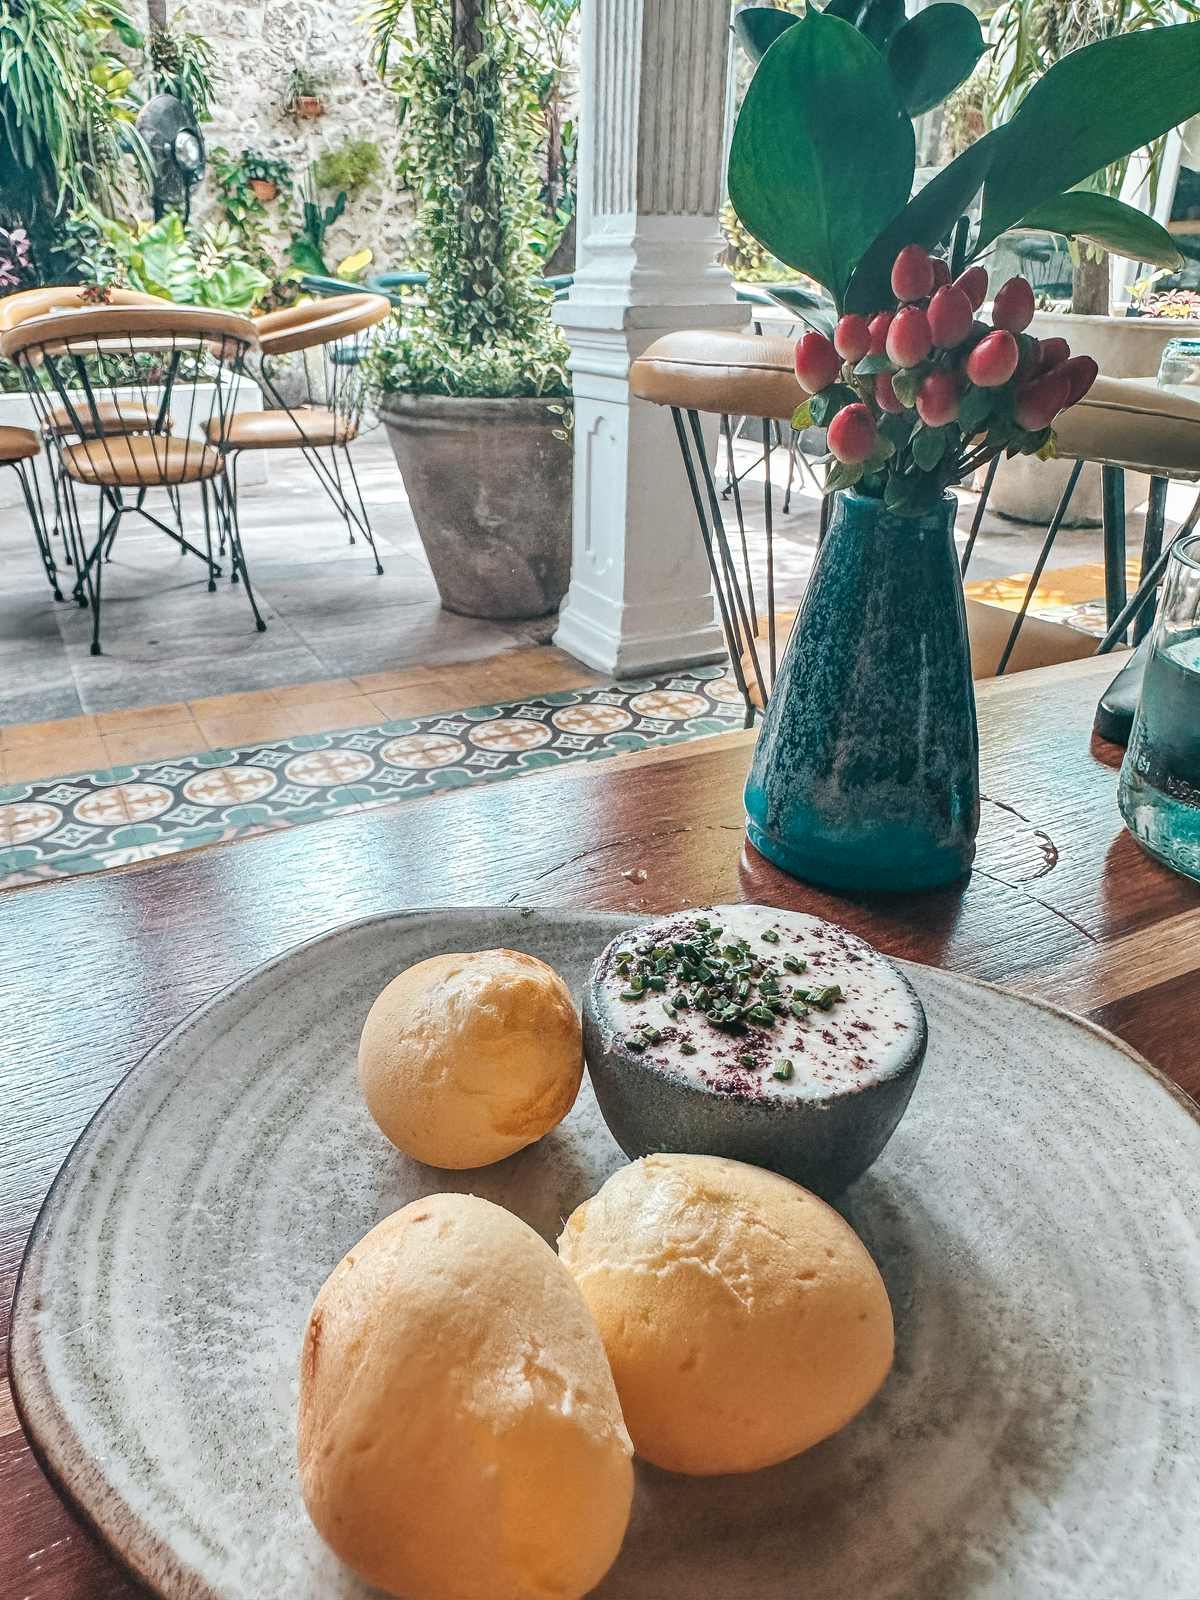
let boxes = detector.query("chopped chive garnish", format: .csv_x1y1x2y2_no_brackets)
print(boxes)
663,1002,677,1019
783,954,807,974
761,928,780,944
790,1000,810,1019
772,1059,794,1081
680,1042,697,1055
806,984,843,1010
641,1026,662,1044
746,1005,776,1026
673,991,690,1009
625,1033,646,1051
739,1052,756,1067
620,987,645,1001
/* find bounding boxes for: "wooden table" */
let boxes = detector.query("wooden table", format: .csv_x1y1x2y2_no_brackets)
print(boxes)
3,652,1199,1598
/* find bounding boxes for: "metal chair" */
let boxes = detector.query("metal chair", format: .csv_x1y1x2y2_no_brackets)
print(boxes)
0,425,61,601
214,291,392,573
1,304,260,655
628,329,1128,726
0,286,178,585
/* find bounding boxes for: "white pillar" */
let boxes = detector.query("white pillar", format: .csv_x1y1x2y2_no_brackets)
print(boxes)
553,0,747,676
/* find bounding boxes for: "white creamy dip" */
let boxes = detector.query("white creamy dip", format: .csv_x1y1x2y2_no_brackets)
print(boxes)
596,905,922,1101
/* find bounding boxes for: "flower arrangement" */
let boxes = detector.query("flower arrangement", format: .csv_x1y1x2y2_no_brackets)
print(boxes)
729,8,1200,329
792,242,1098,515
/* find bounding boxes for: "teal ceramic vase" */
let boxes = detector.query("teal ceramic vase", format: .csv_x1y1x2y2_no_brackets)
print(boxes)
744,489,979,892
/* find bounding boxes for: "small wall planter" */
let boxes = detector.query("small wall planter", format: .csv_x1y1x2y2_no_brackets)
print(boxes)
380,393,572,621
291,96,325,120
986,311,1200,525
249,179,278,203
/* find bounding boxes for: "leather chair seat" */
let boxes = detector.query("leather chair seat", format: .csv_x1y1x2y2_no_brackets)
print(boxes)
630,328,800,421
207,406,356,451
252,292,390,358
1051,376,1200,479
46,398,168,439
62,436,222,487
0,425,40,463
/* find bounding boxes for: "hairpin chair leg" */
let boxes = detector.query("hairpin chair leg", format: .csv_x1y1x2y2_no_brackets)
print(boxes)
959,454,1000,579
995,457,1084,677
1133,476,1168,646
14,457,63,602
326,444,357,546
1102,465,1127,644
783,430,798,514
1097,485,1200,654
222,462,267,632
341,444,384,575
200,482,218,592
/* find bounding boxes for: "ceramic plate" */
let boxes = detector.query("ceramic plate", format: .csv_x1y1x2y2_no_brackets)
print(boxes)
11,908,1200,1600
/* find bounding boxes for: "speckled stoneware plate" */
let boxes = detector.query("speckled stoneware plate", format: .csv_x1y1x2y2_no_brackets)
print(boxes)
11,908,1200,1600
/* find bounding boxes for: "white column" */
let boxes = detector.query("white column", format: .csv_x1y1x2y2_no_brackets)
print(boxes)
553,0,747,676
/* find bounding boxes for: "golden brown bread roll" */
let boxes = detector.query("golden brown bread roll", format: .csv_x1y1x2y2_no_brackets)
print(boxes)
558,1153,893,1475
298,1194,634,1600
357,948,582,1168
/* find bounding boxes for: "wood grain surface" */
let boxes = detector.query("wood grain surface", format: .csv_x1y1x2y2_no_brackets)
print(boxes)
2,652,1198,1599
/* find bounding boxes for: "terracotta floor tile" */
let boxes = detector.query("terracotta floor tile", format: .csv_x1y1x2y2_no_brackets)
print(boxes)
351,667,444,696
2,713,101,749
273,696,378,735
95,702,192,735
186,689,282,720
103,726,207,766
4,736,110,783
195,705,315,750
271,676,360,706
370,686,469,722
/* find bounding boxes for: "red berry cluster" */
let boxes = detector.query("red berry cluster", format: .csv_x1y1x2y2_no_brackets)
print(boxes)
793,244,1099,515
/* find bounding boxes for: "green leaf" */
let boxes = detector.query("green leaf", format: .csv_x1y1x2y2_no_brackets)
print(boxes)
890,366,924,407
911,423,948,470
1037,431,1058,462
733,6,800,65
1012,191,1183,272
728,8,915,307
201,259,271,312
792,398,813,430
879,409,914,449
854,352,893,376
826,459,864,492
886,5,986,116
824,0,905,52
767,285,836,337
810,383,859,426
978,24,1200,252
863,432,896,471
958,384,994,436
844,131,999,313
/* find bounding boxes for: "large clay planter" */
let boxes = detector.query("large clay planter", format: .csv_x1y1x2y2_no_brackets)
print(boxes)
986,312,1200,526
380,393,572,620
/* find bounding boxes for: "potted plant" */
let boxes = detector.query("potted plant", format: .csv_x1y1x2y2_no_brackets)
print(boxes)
312,137,381,198
368,0,573,621
728,6,1200,891
283,64,330,121
976,0,1200,520
241,148,292,205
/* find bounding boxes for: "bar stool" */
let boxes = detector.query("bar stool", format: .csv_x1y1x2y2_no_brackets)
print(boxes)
0,425,60,600
629,329,1096,724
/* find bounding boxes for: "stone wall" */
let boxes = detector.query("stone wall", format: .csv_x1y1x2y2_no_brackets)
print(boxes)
189,0,412,273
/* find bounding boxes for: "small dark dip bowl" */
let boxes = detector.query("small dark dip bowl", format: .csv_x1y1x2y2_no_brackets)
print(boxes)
582,906,928,1200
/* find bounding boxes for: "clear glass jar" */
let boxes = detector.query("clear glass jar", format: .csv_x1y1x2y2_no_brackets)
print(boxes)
1156,336,1200,394
1118,532,1200,880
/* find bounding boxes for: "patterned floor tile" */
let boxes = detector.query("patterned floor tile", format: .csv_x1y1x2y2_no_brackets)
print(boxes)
0,667,747,890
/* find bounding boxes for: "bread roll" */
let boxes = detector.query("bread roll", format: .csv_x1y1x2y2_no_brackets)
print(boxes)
358,948,582,1168
558,1153,893,1475
298,1194,634,1600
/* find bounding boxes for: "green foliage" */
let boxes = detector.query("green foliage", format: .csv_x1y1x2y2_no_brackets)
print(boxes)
368,0,570,399
730,8,1200,314
313,139,381,198
1014,190,1180,269
728,9,914,307
148,21,218,122
885,5,986,116
0,0,149,278
289,172,346,275
85,208,270,310
282,61,331,107
241,148,292,187
734,1,982,116
977,26,1200,250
